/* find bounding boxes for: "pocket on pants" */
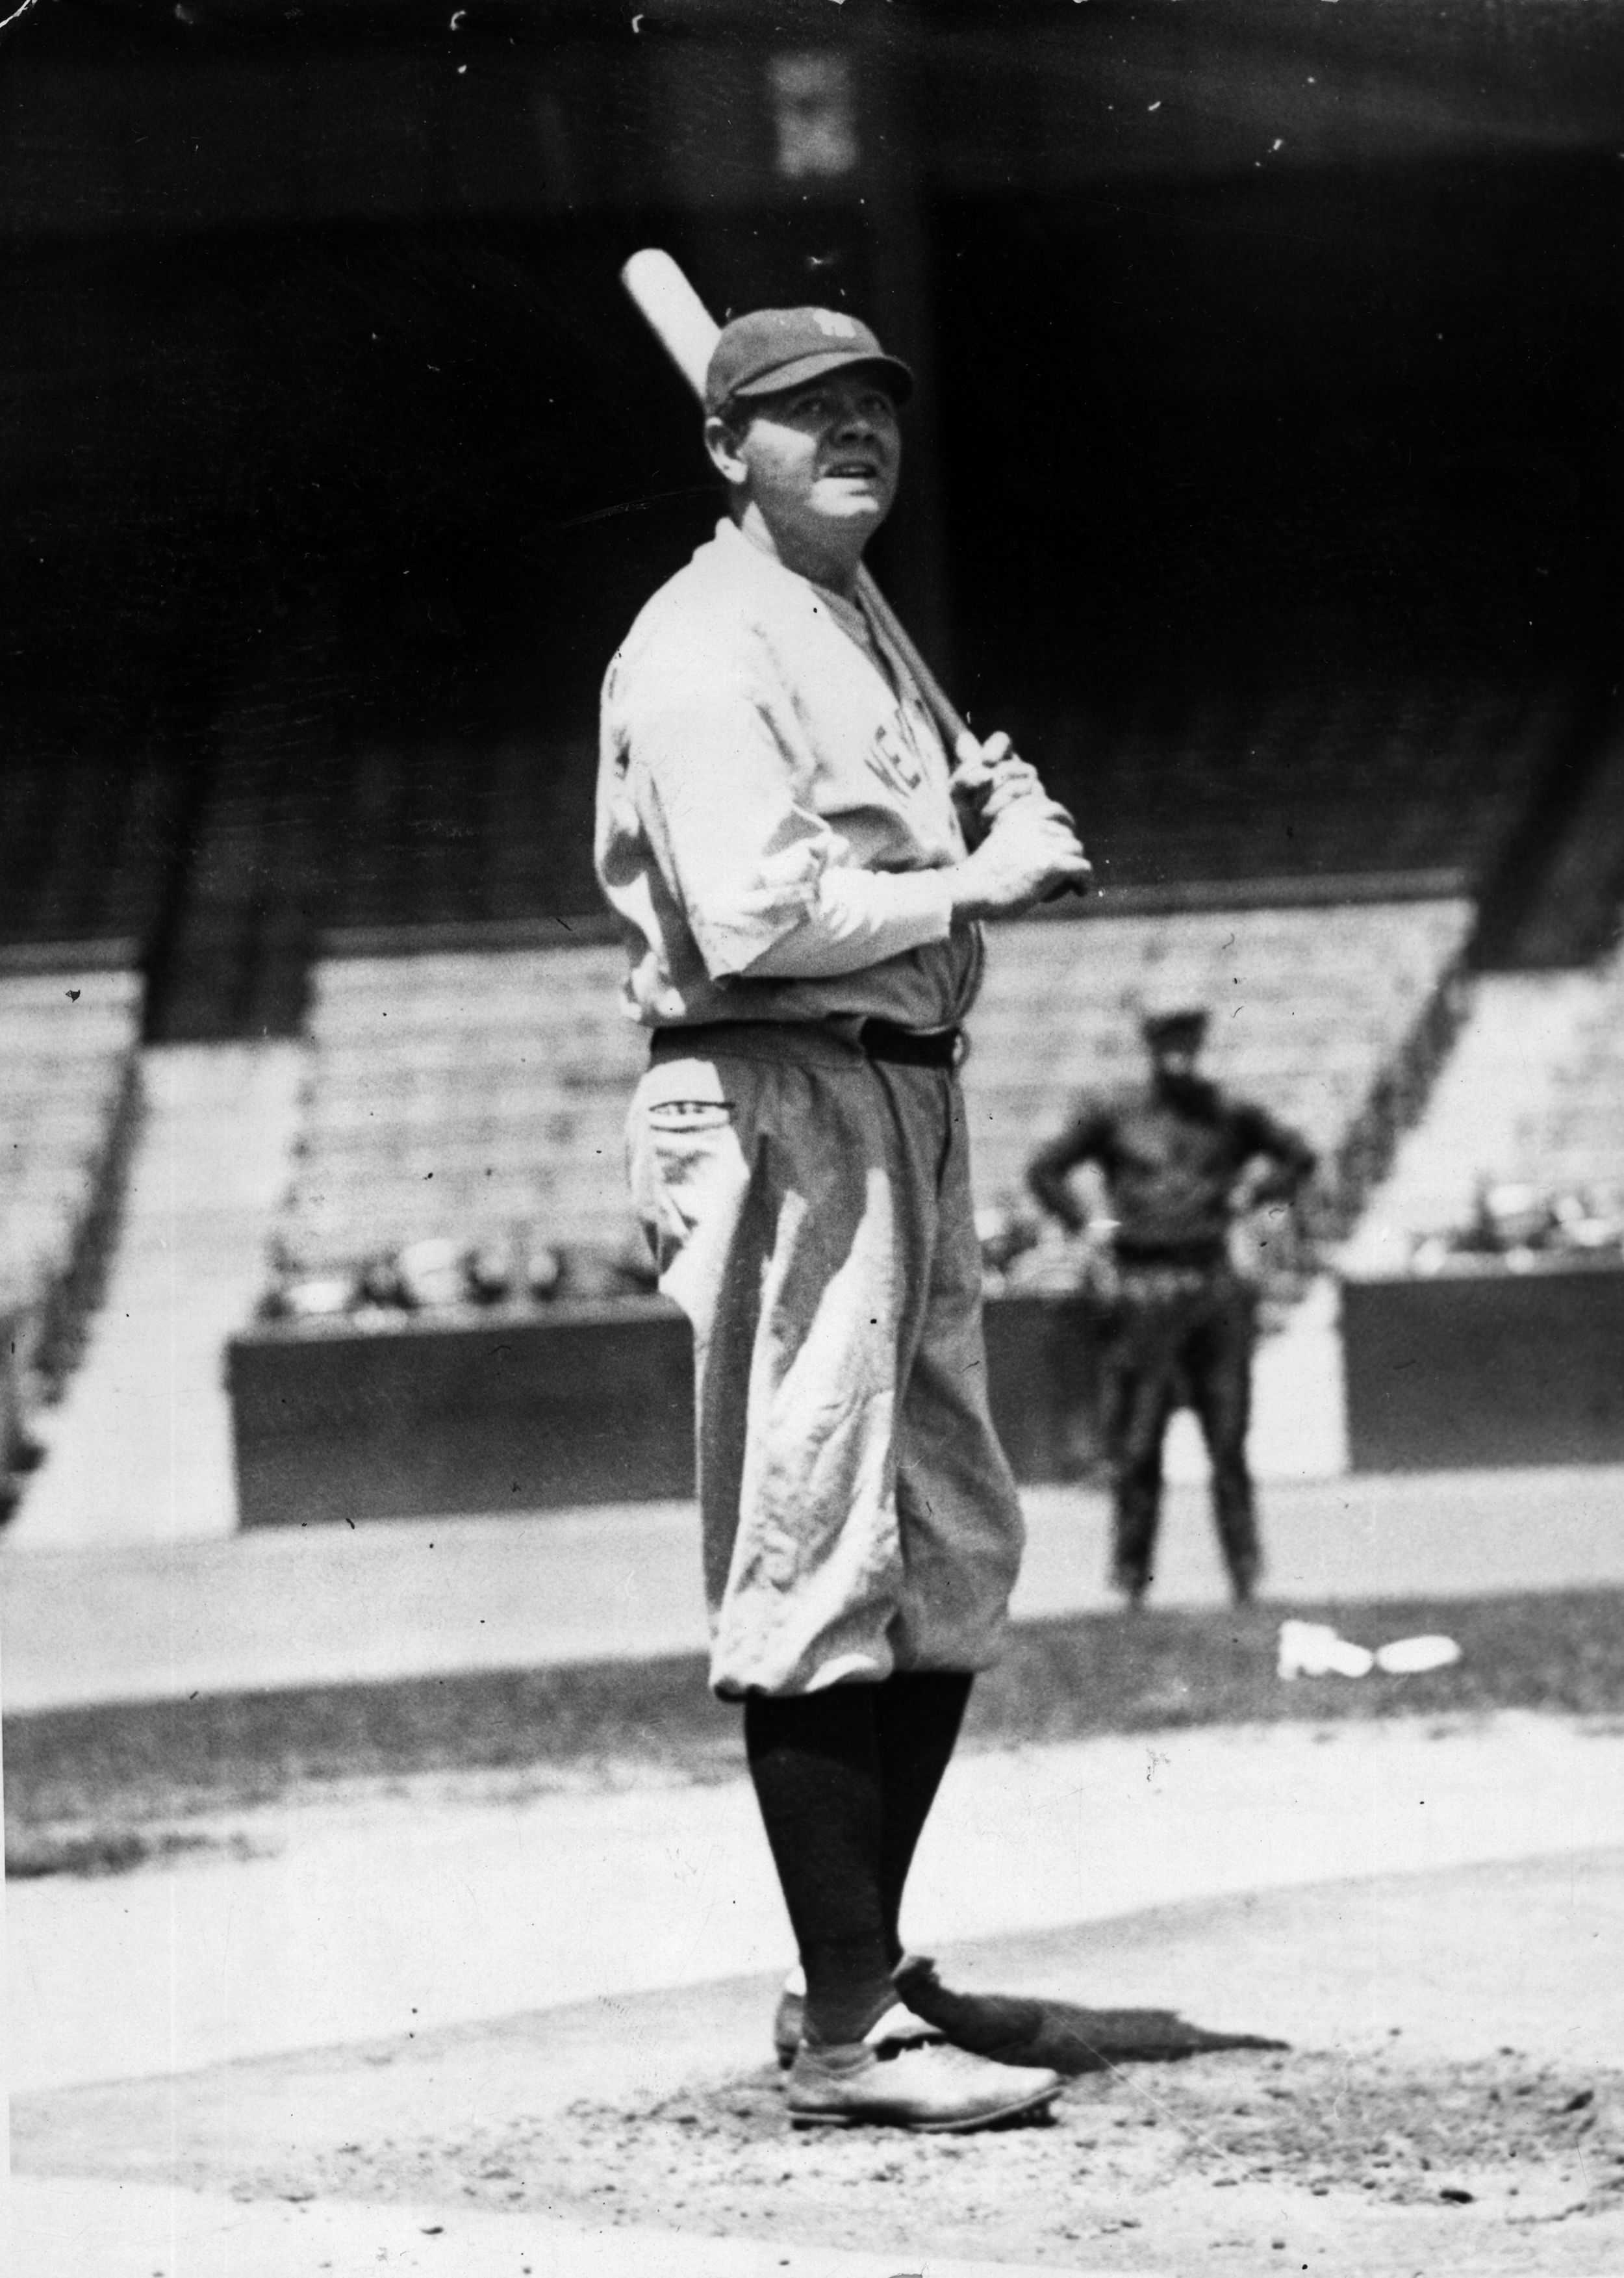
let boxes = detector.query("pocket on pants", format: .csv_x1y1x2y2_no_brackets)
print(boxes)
627,1065,748,1310
644,1099,735,1136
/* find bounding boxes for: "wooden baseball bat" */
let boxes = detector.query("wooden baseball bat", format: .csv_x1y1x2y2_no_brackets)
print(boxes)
618,248,1088,895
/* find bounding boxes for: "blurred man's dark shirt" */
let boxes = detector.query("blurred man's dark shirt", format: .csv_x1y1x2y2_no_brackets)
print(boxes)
1026,1077,1316,1256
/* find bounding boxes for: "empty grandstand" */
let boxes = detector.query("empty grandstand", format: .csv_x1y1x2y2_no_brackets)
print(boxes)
1513,940,1624,1211
266,893,1472,1305
0,956,144,1500
1031,677,1582,901
275,936,645,1286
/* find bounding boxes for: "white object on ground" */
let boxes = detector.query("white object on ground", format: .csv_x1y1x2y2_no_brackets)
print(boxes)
1375,1633,1463,1675
1279,1622,1464,1680
1277,1619,1374,1679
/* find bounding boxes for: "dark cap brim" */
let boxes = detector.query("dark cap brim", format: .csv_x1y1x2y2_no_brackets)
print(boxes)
710,348,914,413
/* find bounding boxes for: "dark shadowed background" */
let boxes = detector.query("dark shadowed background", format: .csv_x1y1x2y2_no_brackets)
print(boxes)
4,0,1620,1036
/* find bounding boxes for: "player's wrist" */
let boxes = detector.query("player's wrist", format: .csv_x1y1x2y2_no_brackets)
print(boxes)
947,842,1022,921
946,871,996,924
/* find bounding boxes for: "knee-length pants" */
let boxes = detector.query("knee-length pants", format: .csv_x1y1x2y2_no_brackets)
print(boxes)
627,1023,1024,1698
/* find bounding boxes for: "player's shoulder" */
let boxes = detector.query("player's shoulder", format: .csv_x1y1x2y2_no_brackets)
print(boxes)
609,526,766,680
620,530,730,643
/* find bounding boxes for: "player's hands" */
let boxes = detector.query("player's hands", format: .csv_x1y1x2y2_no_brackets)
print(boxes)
952,729,1072,827
951,731,1087,910
952,728,1040,817
948,791,1093,920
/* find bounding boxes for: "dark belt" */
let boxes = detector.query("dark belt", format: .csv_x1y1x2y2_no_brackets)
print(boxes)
857,1017,963,1069
651,1018,962,1071
1115,1239,1228,1270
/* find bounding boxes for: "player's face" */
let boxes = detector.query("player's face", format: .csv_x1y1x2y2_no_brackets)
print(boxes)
711,368,902,573
1150,1040,1202,1084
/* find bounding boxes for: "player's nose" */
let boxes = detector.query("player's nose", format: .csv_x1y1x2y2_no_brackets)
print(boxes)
831,402,885,452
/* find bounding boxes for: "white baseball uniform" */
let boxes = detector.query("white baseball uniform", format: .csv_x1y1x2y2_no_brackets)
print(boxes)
598,518,1024,1697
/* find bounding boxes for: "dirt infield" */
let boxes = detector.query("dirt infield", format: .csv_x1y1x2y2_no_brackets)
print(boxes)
293,2045,1622,2274
17,1843,1624,2275
65,2006,1623,2275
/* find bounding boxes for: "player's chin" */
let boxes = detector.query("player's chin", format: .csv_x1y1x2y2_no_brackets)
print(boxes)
814,483,893,530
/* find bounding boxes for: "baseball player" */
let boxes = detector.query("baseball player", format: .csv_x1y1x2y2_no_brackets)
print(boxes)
596,304,1089,2131
1026,1006,1317,1606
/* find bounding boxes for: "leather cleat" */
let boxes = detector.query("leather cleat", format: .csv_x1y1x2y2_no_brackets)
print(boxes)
772,1969,938,2070
786,2036,1063,2132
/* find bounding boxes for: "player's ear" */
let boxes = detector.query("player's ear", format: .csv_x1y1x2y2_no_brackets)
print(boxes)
704,408,750,486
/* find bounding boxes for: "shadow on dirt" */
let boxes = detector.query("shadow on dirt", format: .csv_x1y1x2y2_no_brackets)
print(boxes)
894,1954,1286,2074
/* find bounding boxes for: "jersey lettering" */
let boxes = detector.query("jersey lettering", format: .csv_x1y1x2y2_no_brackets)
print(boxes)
864,715,927,800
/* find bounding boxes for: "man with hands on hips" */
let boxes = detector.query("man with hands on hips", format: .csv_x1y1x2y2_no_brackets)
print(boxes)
596,305,1087,2132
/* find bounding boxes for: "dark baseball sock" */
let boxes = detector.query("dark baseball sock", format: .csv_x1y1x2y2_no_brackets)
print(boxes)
872,1670,974,1969
742,1686,893,2049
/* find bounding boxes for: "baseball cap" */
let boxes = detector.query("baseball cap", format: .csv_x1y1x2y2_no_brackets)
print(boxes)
1140,1006,1210,1049
704,306,914,415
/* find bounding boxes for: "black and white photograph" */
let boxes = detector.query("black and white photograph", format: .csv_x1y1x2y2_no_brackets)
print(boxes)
5,2,1623,2270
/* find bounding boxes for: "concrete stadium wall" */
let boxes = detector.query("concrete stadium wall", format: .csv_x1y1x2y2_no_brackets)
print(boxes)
1341,1264,1624,1470
231,1264,1624,1526
227,1294,1108,1528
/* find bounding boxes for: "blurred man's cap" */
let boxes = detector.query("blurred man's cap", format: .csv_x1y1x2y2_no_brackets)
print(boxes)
705,307,915,414
1140,1006,1209,1049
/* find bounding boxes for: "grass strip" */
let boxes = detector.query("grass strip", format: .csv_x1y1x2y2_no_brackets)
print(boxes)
8,1587,1624,1875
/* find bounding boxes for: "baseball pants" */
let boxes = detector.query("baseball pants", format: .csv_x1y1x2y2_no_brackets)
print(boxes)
626,1021,1024,1698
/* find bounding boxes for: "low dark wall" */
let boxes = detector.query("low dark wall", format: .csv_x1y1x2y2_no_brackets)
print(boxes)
227,1292,1106,1528
1341,1262,1624,1471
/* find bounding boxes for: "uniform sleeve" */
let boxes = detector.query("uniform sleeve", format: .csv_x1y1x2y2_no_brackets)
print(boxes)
619,630,952,981
743,862,953,979
1232,1101,1317,1202
1026,1099,1113,1231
